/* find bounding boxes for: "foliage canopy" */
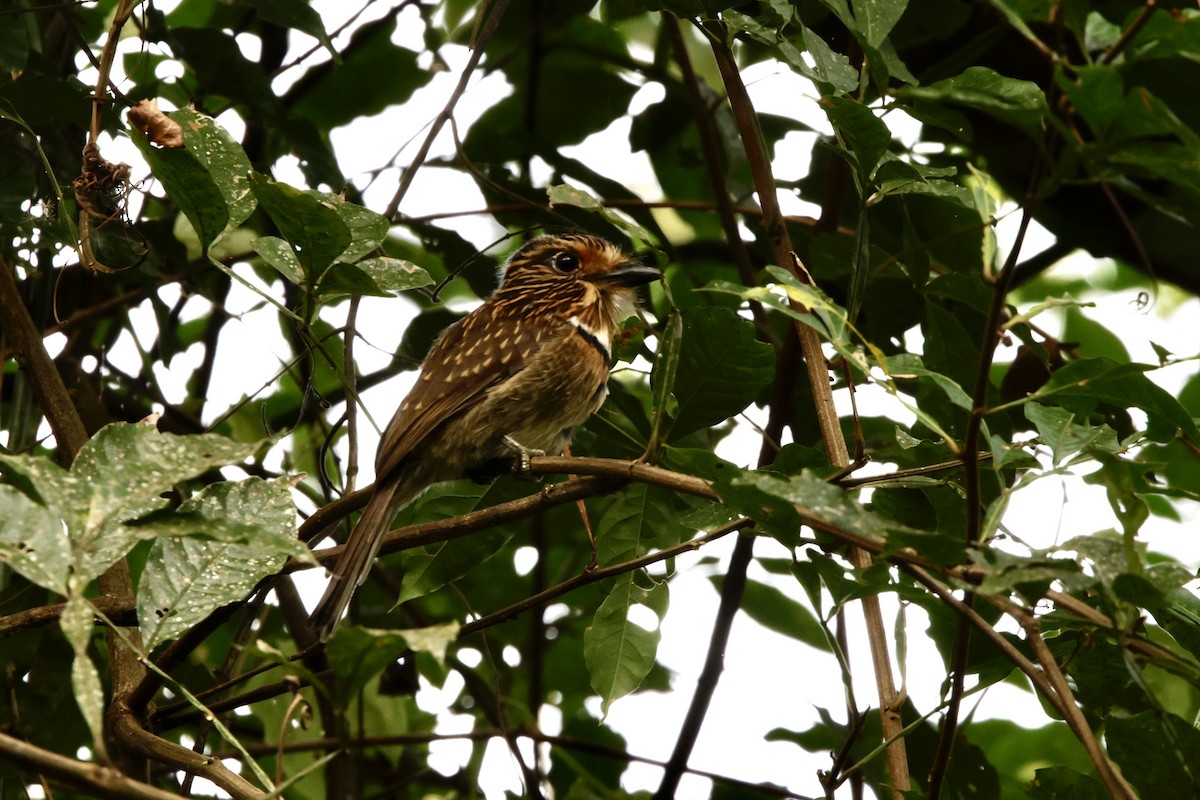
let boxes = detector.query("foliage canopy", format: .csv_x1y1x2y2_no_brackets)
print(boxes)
1,1,1199,799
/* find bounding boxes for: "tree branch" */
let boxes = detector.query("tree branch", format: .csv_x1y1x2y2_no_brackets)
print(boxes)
701,21,911,797
155,519,750,730
933,175,1040,800
0,254,147,773
0,730,185,800
1003,602,1139,800
653,532,756,800
109,708,266,799
0,257,88,458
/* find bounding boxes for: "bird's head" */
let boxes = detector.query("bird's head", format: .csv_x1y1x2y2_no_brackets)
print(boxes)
494,233,659,327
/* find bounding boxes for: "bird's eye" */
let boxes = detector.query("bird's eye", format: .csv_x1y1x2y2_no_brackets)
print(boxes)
552,251,580,274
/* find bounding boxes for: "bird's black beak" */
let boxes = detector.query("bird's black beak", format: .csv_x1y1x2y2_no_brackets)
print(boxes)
589,263,660,288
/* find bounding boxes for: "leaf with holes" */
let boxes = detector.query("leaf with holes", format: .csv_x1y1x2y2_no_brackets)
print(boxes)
585,577,668,716
137,476,311,649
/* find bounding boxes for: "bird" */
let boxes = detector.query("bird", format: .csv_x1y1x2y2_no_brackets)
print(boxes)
308,232,660,639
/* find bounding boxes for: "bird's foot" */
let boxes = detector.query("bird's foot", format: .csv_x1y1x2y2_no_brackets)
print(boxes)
503,435,545,477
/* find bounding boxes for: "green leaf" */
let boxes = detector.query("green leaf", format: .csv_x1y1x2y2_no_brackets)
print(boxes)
1030,357,1198,443
327,622,460,699
1025,403,1120,466
886,354,974,410
253,235,304,285
713,575,829,652
1153,587,1200,663
863,38,916,88
871,157,973,207
855,0,906,48
708,267,853,348
0,22,30,78
647,308,682,452
68,423,260,581
716,468,917,556
897,67,1046,140
547,183,654,247
1057,65,1124,140
314,247,430,300
130,125,229,249
814,0,854,30
249,173,351,289
0,74,91,126
236,0,336,58
170,108,256,230
253,641,330,702
313,190,389,264
60,596,105,756
721,10,777,45
797,26,859,94
315,262,389,298
1106,710,1200,798
819,95,892,180
290,17,429,129
595,484,688,565
585,577,667,715
1084,454,1152,541
669,307,774,439
0,483,72,593
467,52,637,163
0,422,261,585
396,481,516,604
1027,766,1108,799
137,477,312,649
355,256,435,293
972,549,1083,598
771,263,844,314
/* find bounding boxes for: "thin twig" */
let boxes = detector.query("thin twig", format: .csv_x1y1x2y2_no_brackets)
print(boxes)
1100,0,1158,65
212,728,810,798
460,517,750,636
109,710,266,799
664,15,769,334
653,533,756,800
344,295,361,494
383,0,512,219
88,0,144,142
1002,602,1139,800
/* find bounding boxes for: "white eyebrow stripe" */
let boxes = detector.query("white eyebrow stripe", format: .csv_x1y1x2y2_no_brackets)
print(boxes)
569,315,611,361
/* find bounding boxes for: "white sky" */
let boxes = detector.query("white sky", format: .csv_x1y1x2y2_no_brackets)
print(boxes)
50,3,1200,798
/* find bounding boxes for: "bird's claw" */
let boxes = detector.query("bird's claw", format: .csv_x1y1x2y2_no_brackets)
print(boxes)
503,435,544,477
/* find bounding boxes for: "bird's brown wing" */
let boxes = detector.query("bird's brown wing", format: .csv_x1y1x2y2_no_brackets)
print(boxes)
373,308,541,480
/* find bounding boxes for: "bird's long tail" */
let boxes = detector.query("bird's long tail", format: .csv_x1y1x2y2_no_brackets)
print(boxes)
308,474,415,640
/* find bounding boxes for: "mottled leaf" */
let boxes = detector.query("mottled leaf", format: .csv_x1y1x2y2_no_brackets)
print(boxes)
249,173,351,287
137,477,311,648
130,125,228,249
170,107,255,230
